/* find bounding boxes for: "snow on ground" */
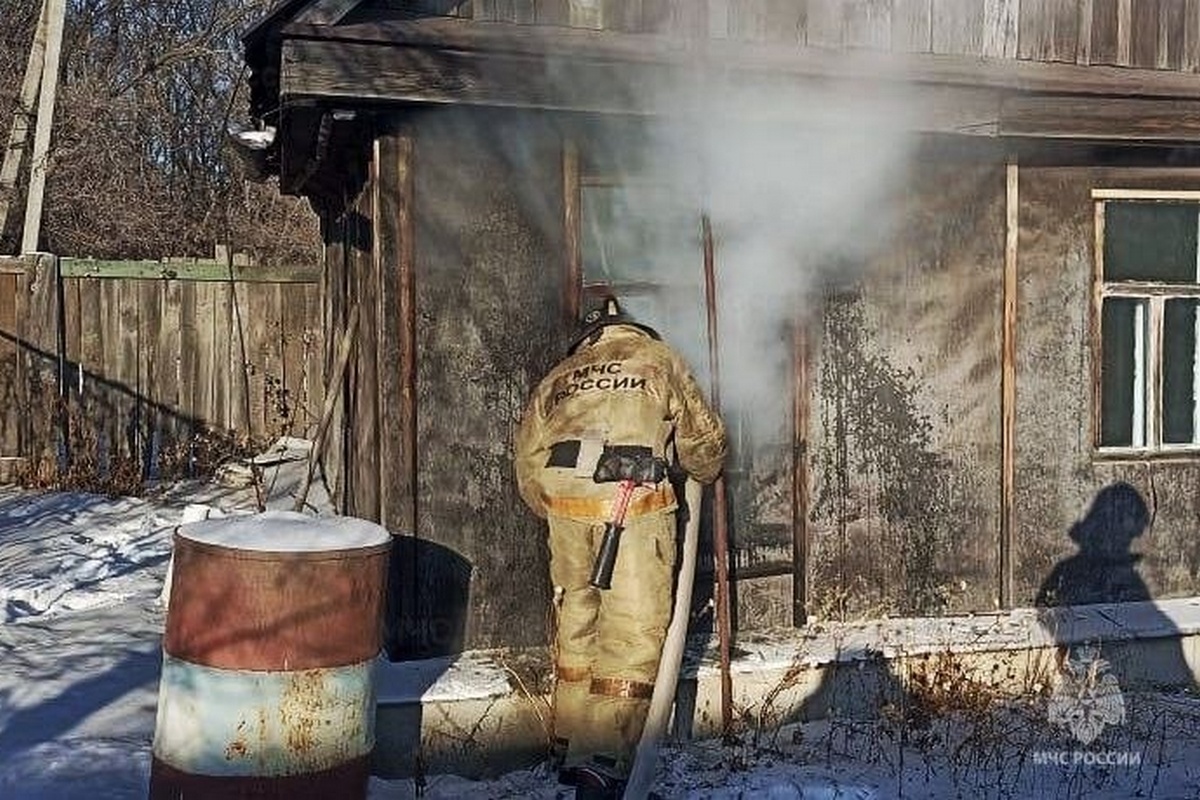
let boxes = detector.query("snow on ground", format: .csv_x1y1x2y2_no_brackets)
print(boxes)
2,440,1200,798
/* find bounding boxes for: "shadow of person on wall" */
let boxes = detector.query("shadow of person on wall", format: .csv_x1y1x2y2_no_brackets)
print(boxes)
1036,481,1151,608
1035,481,1197,695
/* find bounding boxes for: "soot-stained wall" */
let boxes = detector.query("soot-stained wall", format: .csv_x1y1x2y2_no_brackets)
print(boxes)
323,108,568,652
807,163,1005,620
331,111,1200,649
411,109,567,649
1015,167,1200,605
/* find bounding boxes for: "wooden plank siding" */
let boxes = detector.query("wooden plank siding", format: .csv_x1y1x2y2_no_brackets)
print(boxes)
932,0,983,56
250,0,1200,645
891,0,932,52
1187,0,1200,71
335,0,1200,73
0,255,322,480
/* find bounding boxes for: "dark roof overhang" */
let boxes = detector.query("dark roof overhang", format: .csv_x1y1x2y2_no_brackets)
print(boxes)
243,13,1200,199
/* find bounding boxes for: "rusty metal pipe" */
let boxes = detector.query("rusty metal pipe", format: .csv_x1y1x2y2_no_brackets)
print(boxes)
701,213,734,737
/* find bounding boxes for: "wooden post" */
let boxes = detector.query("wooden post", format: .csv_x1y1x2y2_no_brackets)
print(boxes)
701,213,734,738
374,128,417,536
791,317,810,627
563,140,582,322
0,0,49,240
295,305,360,513
1000,160,1018,609
21,0,66,254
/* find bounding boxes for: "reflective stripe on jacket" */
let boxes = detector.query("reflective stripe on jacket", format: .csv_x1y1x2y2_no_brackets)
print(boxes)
515,325,727,522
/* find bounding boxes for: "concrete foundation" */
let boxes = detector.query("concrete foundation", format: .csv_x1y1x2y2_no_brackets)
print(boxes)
371,598,1200,780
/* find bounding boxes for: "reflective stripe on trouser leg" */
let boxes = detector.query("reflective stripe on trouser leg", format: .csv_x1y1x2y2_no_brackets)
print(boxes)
547,515,601,753
591,510,677,771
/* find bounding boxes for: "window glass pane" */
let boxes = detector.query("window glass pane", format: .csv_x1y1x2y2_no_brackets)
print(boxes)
1103,202,1198,282
581,185,699,284
1101,298,1147,447
1163,298,1200,444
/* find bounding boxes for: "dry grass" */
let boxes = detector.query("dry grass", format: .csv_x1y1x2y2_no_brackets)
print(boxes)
16,393,260,498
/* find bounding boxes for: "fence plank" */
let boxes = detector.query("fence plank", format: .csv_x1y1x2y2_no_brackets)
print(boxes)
228,283,251,437
98,281,118,460
116,279,139,461
15,270,29,455
282,284,308,436
158,279,182,463
76,278,103,456
246,283,273,438
193,283,215,433
0,273,19,456
60,276,79,462
307,281,326,431
5,253,319,473
212,283,232,433
21,257,59,464
139,279,160,473
178,282,199,425
59,259,319,283
63,278,80,393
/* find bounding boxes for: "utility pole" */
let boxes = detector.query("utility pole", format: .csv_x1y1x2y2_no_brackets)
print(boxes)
0,0,50,244
21,0,67,254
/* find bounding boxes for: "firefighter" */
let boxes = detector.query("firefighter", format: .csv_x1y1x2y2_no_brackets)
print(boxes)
515,296,727,797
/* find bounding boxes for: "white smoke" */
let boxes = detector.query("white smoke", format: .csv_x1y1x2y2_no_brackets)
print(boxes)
582,62,921,444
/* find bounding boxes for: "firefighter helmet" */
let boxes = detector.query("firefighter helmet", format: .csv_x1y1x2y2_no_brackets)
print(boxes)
568,296,660,353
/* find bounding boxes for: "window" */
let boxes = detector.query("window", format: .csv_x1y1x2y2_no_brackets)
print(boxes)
578,177,711,388
1095,191,1200,453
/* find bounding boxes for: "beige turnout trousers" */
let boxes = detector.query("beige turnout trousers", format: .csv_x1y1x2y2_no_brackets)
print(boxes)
548,510,677,772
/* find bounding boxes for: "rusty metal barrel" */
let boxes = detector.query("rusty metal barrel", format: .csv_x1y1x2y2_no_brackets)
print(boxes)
149,511,391,799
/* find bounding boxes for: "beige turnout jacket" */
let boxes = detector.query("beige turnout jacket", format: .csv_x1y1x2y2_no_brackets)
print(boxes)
515,325,727,522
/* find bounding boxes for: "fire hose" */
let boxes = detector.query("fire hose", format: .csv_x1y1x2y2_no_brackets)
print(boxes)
623,477,702,799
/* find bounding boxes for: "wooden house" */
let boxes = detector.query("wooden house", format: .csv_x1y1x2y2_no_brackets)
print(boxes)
242,0,1200,658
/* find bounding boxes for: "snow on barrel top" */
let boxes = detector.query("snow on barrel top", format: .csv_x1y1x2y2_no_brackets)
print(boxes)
178,510,391,552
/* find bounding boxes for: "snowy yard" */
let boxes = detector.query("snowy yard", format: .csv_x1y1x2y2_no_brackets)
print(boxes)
2,449,1200,799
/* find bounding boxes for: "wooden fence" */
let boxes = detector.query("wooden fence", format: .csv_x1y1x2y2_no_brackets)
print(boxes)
0,253,324,479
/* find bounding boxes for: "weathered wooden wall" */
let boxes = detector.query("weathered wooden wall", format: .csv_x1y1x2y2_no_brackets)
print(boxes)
389,0,1200,72
317,111,1200,640
328,109,565,653
805,163,1006,621
0,255,324,475
1015,166,1200,604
